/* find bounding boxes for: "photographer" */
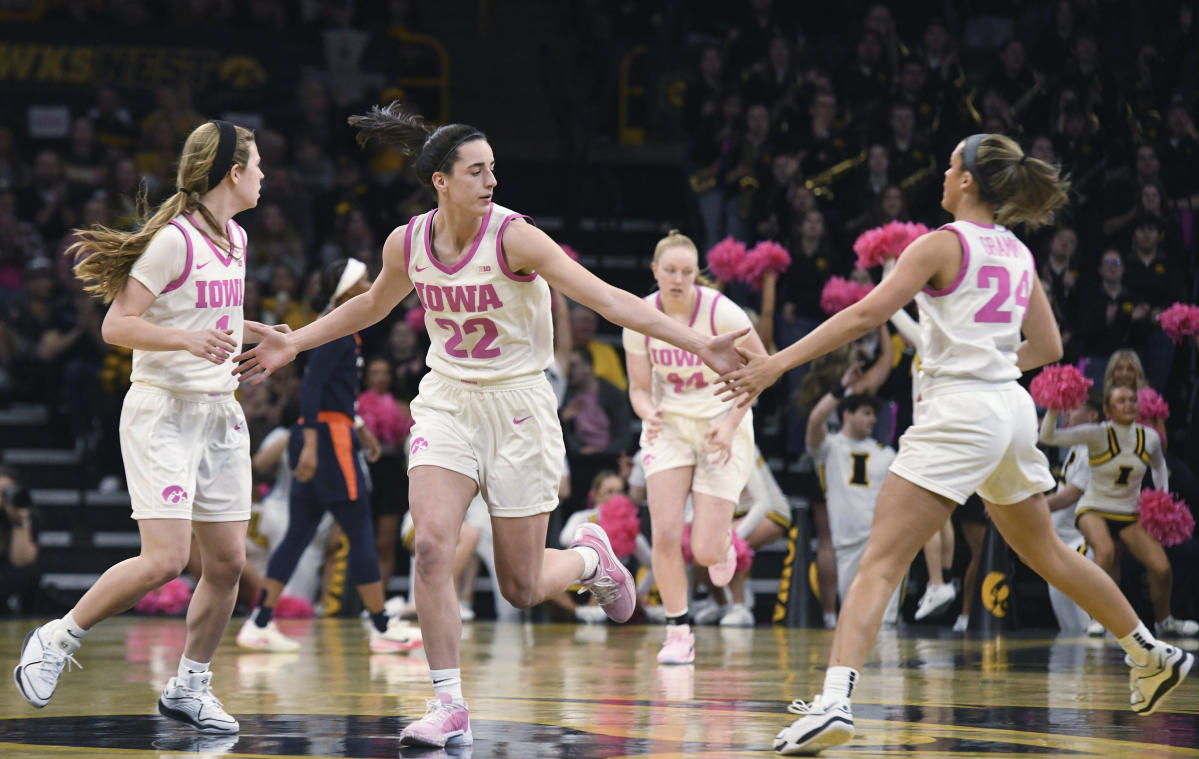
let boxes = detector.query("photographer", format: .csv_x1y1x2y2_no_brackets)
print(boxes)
0,465,39,613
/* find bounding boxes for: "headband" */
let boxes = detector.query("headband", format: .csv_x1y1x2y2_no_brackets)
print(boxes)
962,133,1000,206
206,120,238,192
434,130,485,173
331,258,368,306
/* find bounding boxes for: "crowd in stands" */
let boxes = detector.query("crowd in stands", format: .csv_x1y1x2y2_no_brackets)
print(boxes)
0,0,1197,628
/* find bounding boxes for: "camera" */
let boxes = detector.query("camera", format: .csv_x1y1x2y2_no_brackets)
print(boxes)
2,484,30,511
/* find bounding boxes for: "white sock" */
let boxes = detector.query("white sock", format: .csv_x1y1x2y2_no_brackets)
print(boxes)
822,666,859,702
430,667,464,703
1117,622,1159,668
61,611,89,640
178,656,209,680
573,546,600,582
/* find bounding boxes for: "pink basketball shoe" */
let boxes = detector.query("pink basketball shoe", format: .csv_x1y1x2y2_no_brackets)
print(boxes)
572,523,636,623
399,693,472,747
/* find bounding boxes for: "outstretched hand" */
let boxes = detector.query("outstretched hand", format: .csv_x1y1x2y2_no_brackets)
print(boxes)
716,345,781,407
232,321,298,384
700,327,750,375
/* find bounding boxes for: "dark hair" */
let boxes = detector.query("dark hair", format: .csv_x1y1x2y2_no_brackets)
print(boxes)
572,346,594,367
348,101,486,190
319,258,352,311
1080,392,1103,417
839,394,881,417
964,133,1071,229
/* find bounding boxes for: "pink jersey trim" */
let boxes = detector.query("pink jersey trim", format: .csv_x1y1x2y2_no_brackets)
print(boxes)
654,286,702,327
161,221,193,294
183,213,238,267
424,204,493,275
403,214,418,274
709,291,723,335
230,220,248,264
923,224,970,297
496,213,537,282
959,219,998,230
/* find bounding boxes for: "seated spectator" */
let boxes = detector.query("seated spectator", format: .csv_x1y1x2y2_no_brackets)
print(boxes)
561,347,632,511
569,304,627,391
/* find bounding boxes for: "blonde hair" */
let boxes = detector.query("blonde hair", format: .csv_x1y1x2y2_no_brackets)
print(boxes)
70,122,256,302
1102,348,1146,398
969,134,1070,229
652,229,713,287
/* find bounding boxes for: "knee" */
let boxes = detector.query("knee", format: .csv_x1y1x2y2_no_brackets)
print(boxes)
691,536,725,567
651,525,683,551
1147,560,1172,584
1092,546,1115,570
497,576,539,609
203,551,247,588
413,537,454,576
142,554,188,587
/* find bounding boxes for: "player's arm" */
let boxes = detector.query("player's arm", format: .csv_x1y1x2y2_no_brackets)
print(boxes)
719,229,959,405
103,277,237,363
625,345,656,423
1017,275,1064,372
503,222,746,374
252,429,289,474
235,225,415,382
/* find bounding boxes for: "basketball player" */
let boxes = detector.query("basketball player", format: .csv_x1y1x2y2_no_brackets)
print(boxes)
719,133,1193,754
1040,386,1199,638
231,102,746,748
623,230,764,665
15,121,265,734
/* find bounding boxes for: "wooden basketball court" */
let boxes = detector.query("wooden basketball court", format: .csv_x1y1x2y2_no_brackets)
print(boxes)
2,617,1196,757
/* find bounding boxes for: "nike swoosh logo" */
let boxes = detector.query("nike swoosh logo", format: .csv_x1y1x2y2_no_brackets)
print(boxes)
513,415,532,425
233,423,242,431
414,263,428,272
196,261,210,270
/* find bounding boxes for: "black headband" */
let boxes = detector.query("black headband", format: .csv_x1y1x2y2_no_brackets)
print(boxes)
434,131,485,173
962,133,1000,206
206,120,238,192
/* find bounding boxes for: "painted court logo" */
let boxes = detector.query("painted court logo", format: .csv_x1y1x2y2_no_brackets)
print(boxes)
161,486,189,504
410,437,429,456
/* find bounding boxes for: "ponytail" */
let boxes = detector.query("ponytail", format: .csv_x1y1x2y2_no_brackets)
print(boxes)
349,101,486,190
967,133,1070,229
70,121,255,302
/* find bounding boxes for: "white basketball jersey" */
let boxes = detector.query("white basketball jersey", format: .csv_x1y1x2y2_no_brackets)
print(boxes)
621,285,752,419
915,221,1034,385
814,432,896,548
405,204,552,382
128,213,246,394
1078,422,1162,516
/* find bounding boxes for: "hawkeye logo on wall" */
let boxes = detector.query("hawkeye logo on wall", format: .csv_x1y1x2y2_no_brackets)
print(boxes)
0,44,267,90
981,571,1011,618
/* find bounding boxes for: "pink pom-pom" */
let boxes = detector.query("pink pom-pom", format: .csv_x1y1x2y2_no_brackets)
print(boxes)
560,243,580,261
274,595,316,619
1137,387,1170,423
853,221,931,269
1139,489,1195,547
820,276,873,315
597,495,641,560
134,578,193,616
732,531,755,574
1158,303,1199,343
1029,364,1093,411
742,240,791,288
705,236,748,283
404,306,426,333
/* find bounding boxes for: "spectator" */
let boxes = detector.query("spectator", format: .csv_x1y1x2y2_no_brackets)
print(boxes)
569,304,627,392
0,466,38,615
561,347,632,508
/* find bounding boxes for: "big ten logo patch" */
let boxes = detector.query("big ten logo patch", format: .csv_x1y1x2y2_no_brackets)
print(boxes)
982,571,1010,618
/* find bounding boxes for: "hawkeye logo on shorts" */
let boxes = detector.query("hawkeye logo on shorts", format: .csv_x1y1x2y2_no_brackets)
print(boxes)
410,437,429,456
161,486,189,504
